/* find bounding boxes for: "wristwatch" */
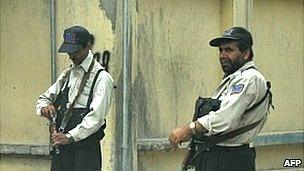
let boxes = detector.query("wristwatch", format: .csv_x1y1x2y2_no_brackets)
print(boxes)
65,133,74,144
189,122,196,135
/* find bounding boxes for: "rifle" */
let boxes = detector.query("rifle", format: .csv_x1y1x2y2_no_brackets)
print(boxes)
180,85,272,170
49,112,60,155
181,139,196,170
93,50,110,72
180,97,203,170
49,71,70,155
181,97,222,170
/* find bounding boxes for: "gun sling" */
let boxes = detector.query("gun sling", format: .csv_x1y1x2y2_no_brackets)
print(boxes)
59,59,95,132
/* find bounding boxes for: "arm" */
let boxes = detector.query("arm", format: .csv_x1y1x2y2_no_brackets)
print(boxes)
198,75,264,136
36,70,70,118
169,74,262,146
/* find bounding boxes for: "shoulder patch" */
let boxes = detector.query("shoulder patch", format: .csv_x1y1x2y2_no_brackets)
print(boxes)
231,84,244,95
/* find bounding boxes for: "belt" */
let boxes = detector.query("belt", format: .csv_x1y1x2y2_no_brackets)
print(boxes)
198,144,250,152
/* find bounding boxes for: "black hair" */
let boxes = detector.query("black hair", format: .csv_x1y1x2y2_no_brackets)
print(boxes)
89,34,95,45
220,39,254,61
236,41,254,61
80,34,95,48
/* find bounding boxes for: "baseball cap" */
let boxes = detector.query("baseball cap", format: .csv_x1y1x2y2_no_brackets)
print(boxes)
58,26,90,53
209,27,253,47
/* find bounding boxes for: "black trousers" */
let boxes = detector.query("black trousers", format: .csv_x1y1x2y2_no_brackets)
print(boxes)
195,144,256,171
50,141,102,171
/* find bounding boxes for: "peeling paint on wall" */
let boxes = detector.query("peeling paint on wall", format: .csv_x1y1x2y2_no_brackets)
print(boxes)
99,0,117,30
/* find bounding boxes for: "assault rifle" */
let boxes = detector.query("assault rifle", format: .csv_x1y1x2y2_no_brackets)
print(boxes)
181,97,221,170
180,82,272,170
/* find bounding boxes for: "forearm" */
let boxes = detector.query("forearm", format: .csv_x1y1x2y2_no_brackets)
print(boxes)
190,120,208,135
36,95,53,115
68,114,105,142
36,71,68,115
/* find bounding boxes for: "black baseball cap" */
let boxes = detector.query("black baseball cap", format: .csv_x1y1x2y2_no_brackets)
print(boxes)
209,27,253,47
58,26,90,53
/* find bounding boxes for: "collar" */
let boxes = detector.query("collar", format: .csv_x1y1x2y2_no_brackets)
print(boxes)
237,61,255,73
219,61,255,85
226,61,255,78
71,51,94,72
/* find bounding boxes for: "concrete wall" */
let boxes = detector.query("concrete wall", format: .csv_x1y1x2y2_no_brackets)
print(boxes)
1,0,51,145
1,0,52,169
135,0,222,139
253,0,304,133
1,0,303,171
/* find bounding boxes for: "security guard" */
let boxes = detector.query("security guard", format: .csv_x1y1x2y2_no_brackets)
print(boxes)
169,27,271,171
36,26,114,171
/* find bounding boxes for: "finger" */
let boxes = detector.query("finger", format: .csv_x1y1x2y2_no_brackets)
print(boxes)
172,143,178,149
51,137,57,145
169,138,179,147
49,105,56,117
41,108,49,118
168,134,175,145
52,138,62,146
46,107,53,118
52,133,60,140
53,140,60,146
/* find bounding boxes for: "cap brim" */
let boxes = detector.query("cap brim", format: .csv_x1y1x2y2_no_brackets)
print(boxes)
209,37,240,47
58,43,82,53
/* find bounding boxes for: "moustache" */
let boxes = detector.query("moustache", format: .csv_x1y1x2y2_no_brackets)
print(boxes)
220,59,232,65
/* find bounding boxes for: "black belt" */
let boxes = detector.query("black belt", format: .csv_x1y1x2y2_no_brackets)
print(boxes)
198,144,250,152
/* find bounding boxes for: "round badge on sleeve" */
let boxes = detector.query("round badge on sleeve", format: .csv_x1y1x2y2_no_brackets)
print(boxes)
96,87,105,96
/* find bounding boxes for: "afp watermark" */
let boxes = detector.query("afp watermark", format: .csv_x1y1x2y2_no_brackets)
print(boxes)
283,159,302,167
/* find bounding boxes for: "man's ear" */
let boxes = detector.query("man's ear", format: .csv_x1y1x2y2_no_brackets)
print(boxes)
243,49,250,60
86,42,92,49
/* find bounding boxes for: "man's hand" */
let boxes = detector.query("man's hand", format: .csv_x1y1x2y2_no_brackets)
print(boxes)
169,124,192,148
41,104,56,119
52,132,70,146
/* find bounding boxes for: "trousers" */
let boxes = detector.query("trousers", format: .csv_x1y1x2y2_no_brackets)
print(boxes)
50,141,102,171
195,144,256,171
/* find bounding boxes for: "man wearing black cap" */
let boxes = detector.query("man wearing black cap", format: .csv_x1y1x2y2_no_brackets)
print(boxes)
36,26,114,171
169,27,272,171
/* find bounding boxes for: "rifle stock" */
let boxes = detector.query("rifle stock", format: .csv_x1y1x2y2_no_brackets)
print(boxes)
181,140,196,171
180,97,208,170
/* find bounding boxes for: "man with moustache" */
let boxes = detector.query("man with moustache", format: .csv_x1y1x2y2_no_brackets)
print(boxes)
36,26,114,171
169,27,272,171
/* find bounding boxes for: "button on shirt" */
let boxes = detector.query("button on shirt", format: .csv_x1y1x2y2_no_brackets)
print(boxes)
36,51,114,142
197,61,268,146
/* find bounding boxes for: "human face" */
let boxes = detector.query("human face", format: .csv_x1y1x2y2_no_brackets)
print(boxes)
218,41,249,75
68,45,89,65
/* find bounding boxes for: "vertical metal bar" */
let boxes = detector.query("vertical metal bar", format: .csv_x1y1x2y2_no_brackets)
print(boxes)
50,0,57,83
122,0,132,170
